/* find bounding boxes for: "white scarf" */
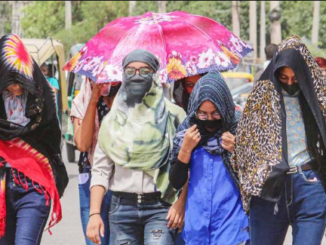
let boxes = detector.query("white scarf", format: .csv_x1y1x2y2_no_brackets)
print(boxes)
2,91,30,126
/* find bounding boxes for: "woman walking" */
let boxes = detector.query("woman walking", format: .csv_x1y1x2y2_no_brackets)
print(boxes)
71,77,121,245
232,36,326,245
169,71,249,245
0,34,68,245
87,49,186,245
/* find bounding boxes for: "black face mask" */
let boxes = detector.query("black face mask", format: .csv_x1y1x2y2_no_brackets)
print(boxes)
108,83,121,97
195,118,222,133
124,74,152,97
280,83,300,96
123,73,153,107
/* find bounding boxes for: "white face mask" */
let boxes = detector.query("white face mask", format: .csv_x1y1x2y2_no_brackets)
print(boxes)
2,91,30,126
100,84,111,96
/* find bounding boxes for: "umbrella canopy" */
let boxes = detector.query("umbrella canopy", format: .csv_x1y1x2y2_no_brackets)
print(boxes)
63,11,253,84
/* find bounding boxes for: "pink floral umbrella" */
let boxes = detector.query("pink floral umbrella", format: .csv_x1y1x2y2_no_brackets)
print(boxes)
63,11,253,84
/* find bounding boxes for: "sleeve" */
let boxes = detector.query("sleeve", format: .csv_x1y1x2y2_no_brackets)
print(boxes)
47,77,60,90
90,142,114,192
169,158,189,190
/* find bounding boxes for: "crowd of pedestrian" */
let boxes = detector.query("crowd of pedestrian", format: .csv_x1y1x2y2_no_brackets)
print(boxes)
1,19,326,245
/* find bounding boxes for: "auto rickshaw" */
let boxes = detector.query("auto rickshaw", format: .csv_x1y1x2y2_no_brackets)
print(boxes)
22,38,68,148
64,43,85,162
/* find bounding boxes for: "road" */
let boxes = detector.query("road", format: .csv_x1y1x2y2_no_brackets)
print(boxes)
41,143,326,245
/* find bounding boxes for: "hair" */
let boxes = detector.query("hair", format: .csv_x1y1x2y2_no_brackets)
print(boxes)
41,63,48,70
265,43,278,60
315,57,326,69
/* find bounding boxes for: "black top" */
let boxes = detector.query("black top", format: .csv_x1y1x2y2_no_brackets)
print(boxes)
169,159,189,190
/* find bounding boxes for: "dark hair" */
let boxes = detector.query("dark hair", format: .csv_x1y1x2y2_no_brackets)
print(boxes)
265,43,278,60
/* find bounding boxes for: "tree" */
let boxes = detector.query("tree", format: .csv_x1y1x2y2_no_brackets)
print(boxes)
20,1,326,56
21,1,128,55
21,1,65,38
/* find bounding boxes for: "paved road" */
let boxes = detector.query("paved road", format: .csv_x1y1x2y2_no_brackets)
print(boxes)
42,145,84,245
41,143,326,245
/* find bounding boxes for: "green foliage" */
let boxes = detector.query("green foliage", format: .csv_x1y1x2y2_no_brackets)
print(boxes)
281,1,326,51
21,1,65,38
21,1,128,55
0,2,12,34
20,1,326,56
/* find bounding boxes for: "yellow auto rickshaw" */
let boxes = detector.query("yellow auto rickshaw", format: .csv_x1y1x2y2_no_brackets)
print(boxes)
22,38,68,145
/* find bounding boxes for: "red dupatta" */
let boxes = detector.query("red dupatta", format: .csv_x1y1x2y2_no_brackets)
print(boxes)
0,138,62,237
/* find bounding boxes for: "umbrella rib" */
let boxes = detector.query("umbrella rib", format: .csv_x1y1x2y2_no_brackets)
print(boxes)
180,19,219,51
157,23,168,67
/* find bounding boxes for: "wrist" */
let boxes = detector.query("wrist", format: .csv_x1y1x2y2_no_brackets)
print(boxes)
89,212,101,218
180,147,192,155
89,99,99,105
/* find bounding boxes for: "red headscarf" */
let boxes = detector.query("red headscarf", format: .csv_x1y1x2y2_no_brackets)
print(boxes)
315,57,326,69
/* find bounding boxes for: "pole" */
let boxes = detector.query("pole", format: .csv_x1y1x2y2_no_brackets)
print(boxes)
158,1,167,13
312,1,320,44
250,1,257,60
270,1,282,44
260,1,266,61
232,1,240,37
65,1,72,30
128,1,136,16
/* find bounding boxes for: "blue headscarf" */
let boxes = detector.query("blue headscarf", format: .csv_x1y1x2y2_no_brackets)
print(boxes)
170,71,240,185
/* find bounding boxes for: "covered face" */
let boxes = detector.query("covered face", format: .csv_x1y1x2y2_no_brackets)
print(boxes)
5,83,24,96
121,49,160,107
177,71,238,145
276,66,300,96
182,74,202,95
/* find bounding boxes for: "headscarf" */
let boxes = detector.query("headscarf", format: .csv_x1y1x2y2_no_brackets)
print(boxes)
0,34,67,236
170,71,240,187
98,49,186,204
122,49,160,72
231,36,326,211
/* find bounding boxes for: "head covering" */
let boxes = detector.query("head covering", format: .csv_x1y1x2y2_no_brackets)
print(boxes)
170,71,240,186
172,74,205,111
231,36,326,211
315,57,326,69
0,34,67,236
98,49,185,204
122,49,160,72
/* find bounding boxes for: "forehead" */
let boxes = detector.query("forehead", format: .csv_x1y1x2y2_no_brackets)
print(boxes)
126,62,150,68
279,67,295,76
184,74,201,84
198,100,217,112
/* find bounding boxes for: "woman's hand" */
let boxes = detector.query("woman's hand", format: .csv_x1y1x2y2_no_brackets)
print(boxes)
181,125,201,154
90,83,105,104
221,131,235,153
166,197,186,229
86,214,104,245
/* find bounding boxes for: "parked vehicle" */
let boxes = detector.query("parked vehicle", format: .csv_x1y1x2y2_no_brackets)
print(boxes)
64,44,85,162
222,71,254,109
22,38,68,148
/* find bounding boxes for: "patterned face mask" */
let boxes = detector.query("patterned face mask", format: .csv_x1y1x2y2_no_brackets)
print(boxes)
2,90,30,126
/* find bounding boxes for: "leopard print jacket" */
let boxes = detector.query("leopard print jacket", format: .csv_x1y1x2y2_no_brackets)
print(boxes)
231,36,326,212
